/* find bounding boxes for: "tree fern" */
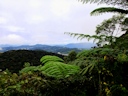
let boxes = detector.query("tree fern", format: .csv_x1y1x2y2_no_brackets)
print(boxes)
40,55,64,64
20,56,80,79
39,61,80,79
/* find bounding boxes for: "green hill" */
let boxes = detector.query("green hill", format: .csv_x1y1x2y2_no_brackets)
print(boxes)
0,50,64,73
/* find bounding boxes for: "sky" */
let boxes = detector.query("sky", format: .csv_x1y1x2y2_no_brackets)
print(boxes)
0,0,114,45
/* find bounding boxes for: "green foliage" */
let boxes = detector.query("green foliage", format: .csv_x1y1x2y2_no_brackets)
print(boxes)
40,61,80,79
69,47,128,96
96,14,126,35
0,70,87,96
117,53,128,62
0,55,85,96
1,48,128,96
0,50,64,73
20,55,80,79
23,62,30,67
68,50,77,61
77,48,119,58
114,32,128,49
19,66,40,74
40,55,64,64
40,55,80,79
110,85,128,96
64,50,77,63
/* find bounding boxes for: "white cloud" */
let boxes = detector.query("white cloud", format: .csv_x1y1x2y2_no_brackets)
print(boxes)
3,25,25,32
26,15,45,24
51,0,70,17
0,34,27,45
0,17,8,24
28,0,42,8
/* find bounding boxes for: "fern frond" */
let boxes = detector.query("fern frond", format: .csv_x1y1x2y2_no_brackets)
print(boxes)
81,62,96,75
19,66,39,74
40,55,64,64
39,61,80,79
65,32,86,40
65,32,97,42
91,7,128,16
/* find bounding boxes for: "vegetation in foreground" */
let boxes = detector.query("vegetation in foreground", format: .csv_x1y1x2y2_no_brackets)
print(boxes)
0,48,128,96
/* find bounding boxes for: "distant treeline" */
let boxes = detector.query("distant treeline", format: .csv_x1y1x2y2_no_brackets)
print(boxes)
0,50,64,73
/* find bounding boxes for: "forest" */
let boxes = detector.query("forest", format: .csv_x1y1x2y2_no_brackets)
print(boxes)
1,0,128,96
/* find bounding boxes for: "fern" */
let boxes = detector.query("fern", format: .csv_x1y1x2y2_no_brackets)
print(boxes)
91,7,128,16
20,56,80,79
19,66,41,74
80,61,96,75
77,50,91,58
65,32,99,42
39,61,80,79
65,32,115,46
40,55,64,64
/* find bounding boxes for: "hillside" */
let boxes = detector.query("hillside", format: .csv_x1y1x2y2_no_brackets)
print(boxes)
0,50,64,73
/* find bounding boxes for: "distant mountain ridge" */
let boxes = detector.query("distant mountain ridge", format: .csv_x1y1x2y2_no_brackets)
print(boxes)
0,42,95,53
63,42,96,49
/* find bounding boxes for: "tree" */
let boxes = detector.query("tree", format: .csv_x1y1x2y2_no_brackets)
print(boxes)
95,14,127,47
65,14,128,47
64,50,77,63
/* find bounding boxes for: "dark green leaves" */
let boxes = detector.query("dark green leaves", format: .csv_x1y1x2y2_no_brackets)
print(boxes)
91,7,128,16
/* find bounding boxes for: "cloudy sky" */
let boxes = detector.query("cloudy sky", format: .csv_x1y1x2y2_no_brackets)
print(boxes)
0,0,114,45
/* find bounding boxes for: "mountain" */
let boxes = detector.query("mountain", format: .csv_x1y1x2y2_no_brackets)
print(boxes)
0,44,80,54
63,42,96,49
0,42,95,53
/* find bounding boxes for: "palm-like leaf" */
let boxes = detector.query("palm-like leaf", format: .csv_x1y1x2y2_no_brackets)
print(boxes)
91,7,128,16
